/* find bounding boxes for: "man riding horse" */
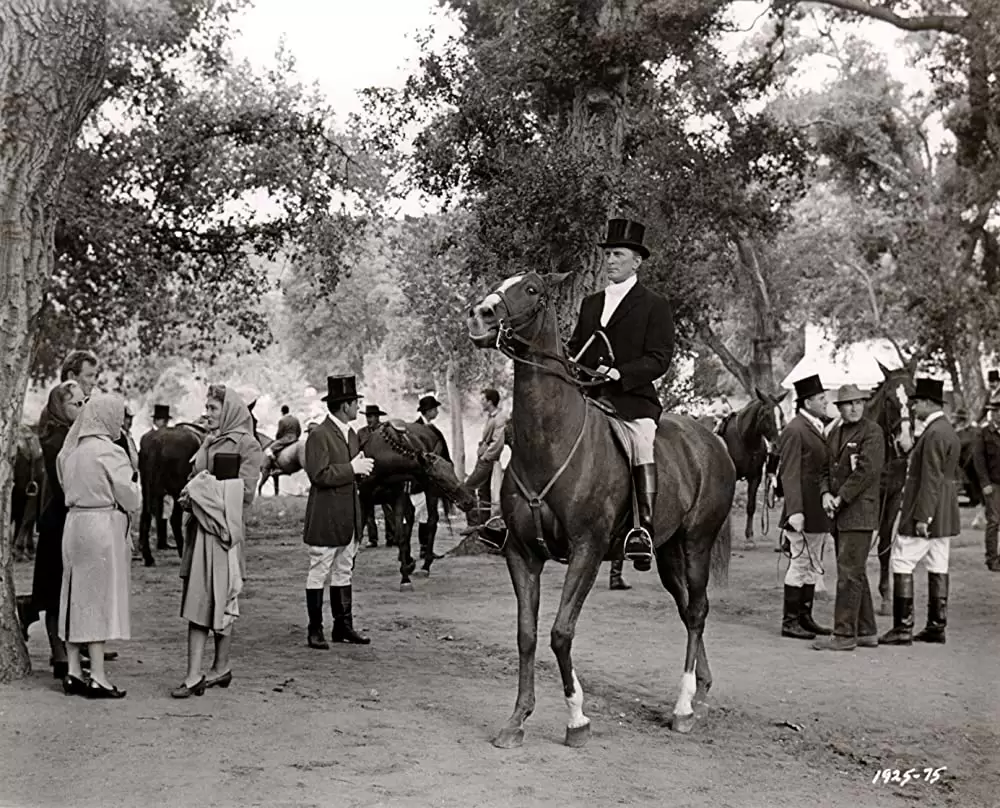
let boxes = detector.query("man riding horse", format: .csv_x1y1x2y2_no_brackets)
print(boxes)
482,218,673,572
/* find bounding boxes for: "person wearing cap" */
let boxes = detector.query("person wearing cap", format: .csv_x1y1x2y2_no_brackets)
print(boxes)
265,405,302,461
564,218,674,572
138,404,172,566
357,404,395,548
813,384,884,651
777,374,833,640
415,394,454,571
971,394,1000,571
881,378,961,645
302,375,374,649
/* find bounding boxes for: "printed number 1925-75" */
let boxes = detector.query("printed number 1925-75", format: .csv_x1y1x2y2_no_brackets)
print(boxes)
873,767,947,786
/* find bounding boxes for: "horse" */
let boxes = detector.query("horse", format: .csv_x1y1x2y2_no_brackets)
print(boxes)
11,425,44,562
957,425,983,507
716,390,788,547
257,437,306,496
860,361,916,614
359,420,476,590
139,422,207,564
467,271,735,748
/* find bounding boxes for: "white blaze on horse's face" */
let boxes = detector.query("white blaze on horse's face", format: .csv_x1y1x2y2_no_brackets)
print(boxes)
479,273,525,315
895,383,914,452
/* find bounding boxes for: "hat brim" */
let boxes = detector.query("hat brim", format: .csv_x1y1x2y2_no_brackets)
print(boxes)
418,401,442,412
599,241,650,260
322,394,363,403
834,394,869,404
367,409,387,416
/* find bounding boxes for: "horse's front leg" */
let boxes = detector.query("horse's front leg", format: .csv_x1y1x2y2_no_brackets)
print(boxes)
744,471,761,548
550,544,603,748
397,490,417,591
493,544,543,749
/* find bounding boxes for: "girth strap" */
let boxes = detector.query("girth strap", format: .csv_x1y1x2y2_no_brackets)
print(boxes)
506,404,589,560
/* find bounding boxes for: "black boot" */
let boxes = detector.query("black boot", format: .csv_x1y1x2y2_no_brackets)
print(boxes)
609,560,631,590
417,523,429,561
331,586,370,645
306,589,329,649
914,572,948,644
624,464,656,572
421,523,442,571
798,583,832,635
879,573,914,645
782,585,816,639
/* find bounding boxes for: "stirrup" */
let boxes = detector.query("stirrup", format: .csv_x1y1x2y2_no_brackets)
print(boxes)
477,516,508,551
623,526,653,561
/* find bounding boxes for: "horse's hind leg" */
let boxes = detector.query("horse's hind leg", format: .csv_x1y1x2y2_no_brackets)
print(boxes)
550,546,603,748
493,544,543,749
396,491,417,591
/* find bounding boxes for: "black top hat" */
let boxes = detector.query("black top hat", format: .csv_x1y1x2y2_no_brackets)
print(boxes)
599,218,650,259
989,369,999,384
152,404,170,421
912,377,945,404
418,395,442,413
793,374,825,400
212,452,241,481
364,404,387,417
321,375,361,404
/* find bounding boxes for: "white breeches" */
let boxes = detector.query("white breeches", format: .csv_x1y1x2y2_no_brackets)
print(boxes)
306,541,358,589
784,531,828,586
618,418,657,465
890,535,950,574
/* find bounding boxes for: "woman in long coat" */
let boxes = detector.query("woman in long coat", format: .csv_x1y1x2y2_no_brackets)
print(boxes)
31,381,86,679
172,384,263,698
57,394,141,699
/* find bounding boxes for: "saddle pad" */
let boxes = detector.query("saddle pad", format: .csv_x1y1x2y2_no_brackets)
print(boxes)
605,416,636,466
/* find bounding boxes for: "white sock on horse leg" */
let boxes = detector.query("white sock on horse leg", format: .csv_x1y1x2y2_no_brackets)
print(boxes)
673,671,697,716
565,670,589,729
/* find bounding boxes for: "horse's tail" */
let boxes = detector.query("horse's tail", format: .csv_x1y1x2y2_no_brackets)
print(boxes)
710,512,732,588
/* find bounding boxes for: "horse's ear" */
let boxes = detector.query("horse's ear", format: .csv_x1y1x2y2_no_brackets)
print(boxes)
776,390,790,403
753,386,766,401
543,272,572,288
876,360,891,378
905,353,919,377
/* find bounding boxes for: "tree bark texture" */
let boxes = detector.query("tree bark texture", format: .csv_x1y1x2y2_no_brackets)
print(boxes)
0,0,108,682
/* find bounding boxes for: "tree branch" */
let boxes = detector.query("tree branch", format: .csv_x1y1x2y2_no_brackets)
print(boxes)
698,324,752,393
800,0,971,37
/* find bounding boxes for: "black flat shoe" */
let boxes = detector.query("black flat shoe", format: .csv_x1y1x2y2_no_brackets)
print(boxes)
85,680,126,699
52,661,69,680
170,676,207,698
205,670,232,689
62,674,89,696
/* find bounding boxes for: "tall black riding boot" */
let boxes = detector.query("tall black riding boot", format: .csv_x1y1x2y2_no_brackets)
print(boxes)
781,585,815,639
879,573,914,645
914,572,948,644
331,586,370,645
798,583,832,635
609,560,632,591
624,464,657,573
306,589,328,649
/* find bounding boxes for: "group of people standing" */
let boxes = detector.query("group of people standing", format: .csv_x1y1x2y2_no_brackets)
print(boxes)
776,373,962,650
26,350,264,700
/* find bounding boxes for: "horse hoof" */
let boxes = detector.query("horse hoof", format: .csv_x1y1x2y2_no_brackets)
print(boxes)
671,712,696,734
413,569,430,578
564,722,591,748
399,582,414,592
492,727,525,749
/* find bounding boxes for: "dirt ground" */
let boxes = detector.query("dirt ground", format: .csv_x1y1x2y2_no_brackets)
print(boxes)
2,492,997,808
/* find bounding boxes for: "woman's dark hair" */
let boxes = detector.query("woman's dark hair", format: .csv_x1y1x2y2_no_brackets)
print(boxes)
60,350,99,381
208,384,227,404
482,388,500,407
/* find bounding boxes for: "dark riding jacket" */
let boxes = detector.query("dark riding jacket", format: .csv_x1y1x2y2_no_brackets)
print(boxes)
566,281,674,421
897,414,961,538
971,423,1000,486
303,418,364,548
777,413,831,534
826,417,884,532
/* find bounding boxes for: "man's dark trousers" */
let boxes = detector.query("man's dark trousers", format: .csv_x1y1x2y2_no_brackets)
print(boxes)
834,530,878,638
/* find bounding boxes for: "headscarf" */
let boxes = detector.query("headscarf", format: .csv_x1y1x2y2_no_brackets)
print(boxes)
56,394,126,486
39,381,83,442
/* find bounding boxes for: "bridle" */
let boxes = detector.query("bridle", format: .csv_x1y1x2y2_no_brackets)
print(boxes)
486,280,611,391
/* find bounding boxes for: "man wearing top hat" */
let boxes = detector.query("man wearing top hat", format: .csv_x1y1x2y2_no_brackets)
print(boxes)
881,378,961,645
303,375,374,648
813,384,884,651
414,394,452,572
562,218,674,572
357,404,396,548
971,394,1000,571
137,404,172,566
777,374,833,640
976,370,1000,424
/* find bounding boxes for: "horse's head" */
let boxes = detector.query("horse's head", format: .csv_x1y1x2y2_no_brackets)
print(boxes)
468,271,571,352
866,360,916,455
750,387,789,450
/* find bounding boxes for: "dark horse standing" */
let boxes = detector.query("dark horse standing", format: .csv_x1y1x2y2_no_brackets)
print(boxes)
716,390,787,547
360,420,475,590
468,272,735,748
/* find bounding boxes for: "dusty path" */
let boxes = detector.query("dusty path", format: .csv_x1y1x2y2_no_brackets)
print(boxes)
2,496,996,807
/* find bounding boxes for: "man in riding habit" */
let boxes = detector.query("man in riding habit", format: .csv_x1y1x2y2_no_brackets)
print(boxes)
414,395,452,572
565,218,674,572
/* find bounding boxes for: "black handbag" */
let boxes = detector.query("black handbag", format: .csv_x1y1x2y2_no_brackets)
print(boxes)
212,452,241,481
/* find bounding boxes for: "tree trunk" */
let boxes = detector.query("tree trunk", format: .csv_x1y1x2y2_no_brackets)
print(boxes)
445,356,465,477
735,235,779,392
0,0,108,681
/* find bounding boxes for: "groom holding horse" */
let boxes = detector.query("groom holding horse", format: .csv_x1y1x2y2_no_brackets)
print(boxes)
564,218,674,571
